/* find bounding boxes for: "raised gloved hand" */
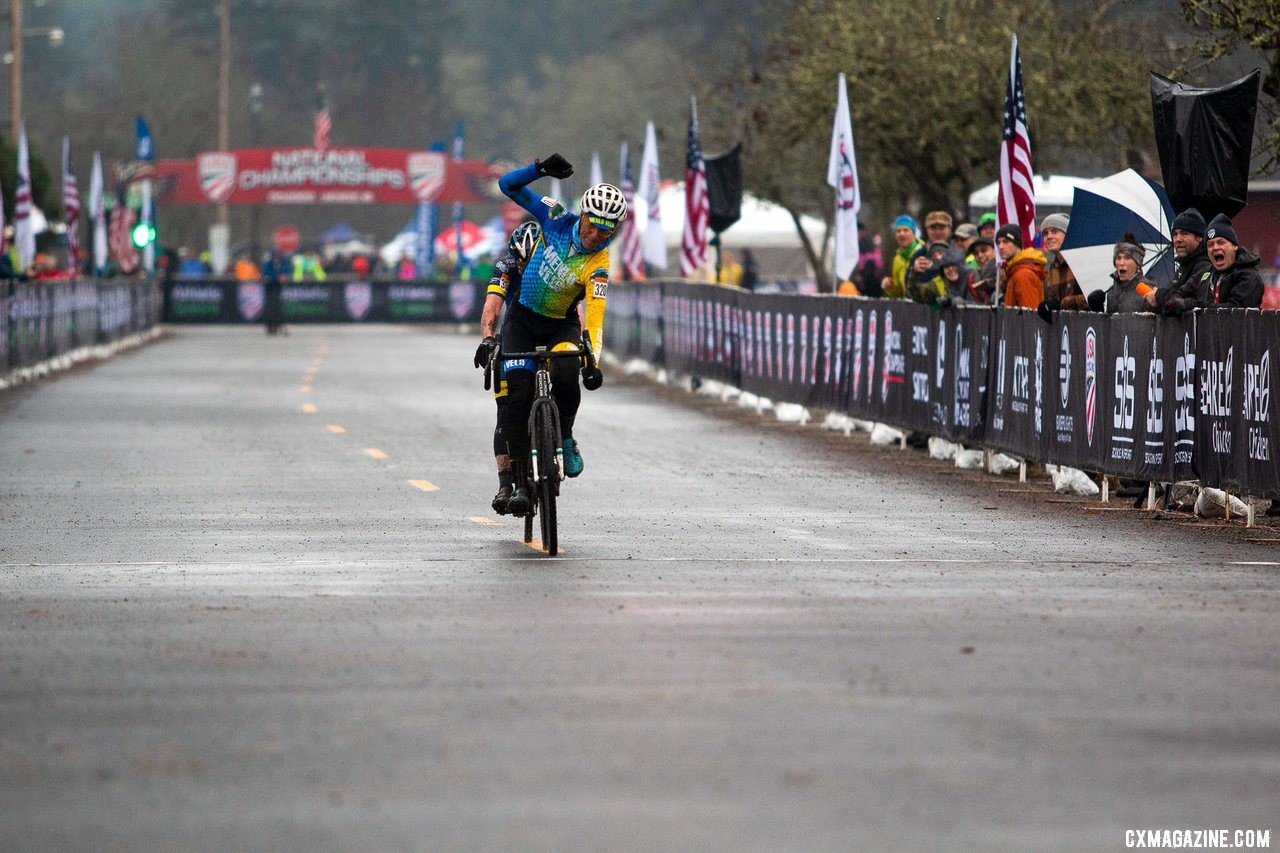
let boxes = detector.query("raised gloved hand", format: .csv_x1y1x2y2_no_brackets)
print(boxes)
936,297,954,311
535,153,574,179
1086,290,1106,313
473,336,497,369
1163,296,1187,317
1036,297,1060,324
581,365,603,391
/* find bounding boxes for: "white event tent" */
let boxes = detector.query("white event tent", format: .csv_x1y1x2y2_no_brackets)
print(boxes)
967,174,1089,211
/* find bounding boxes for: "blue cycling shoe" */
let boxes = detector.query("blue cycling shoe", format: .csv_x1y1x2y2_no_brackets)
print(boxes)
562,438,583,478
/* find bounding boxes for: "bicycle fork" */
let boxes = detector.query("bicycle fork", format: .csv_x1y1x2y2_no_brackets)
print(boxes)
529,367,565,485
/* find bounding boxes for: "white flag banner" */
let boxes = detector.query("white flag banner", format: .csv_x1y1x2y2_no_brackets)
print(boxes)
142,179,154,273
90,151,107,273
638,120,666,270
15,125,35,270
589,150,603,187
826,72,861,282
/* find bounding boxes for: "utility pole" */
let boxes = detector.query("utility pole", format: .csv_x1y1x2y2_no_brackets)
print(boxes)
217,0,230,227
9,0,22,137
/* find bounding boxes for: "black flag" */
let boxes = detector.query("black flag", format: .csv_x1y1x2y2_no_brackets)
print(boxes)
1150,70,1260,220
704,144,743,234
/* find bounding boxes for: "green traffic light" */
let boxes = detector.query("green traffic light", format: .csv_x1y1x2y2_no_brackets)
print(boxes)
131,222,156,248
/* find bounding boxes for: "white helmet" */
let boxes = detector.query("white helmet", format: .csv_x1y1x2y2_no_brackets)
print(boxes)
580,183,628,228
508,221,541,262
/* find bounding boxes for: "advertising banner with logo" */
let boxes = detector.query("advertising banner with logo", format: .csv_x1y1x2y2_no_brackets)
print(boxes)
2,279,159,377
603,284,1280,495
1196,311,1280,497
164,280,485,324
932,305,992,445
152,148,498,206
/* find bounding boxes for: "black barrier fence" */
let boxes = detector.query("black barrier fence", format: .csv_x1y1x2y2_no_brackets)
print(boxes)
163,279,487,324
1,278,160,376
604,281,1280,497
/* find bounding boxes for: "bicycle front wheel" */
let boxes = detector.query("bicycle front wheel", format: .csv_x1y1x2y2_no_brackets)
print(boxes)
532,401,560,555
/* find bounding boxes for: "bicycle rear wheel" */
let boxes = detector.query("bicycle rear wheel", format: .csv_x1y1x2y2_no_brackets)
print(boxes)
531,401,560,555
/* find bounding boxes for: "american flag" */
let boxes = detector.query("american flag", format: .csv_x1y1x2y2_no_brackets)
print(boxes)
109,193,138,275
14,125,34,269
680,99,709,278
63,138,81,272
314,85,331,150
997,34,1036,248
618,141,644,280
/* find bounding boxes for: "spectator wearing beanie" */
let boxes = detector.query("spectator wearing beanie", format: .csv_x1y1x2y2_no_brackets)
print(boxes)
1201,213,1264,309
882,214,923,299
1091,237,1155,314
1036,213,1088,318
996,224,1048,309
977,212,997,240
1149,207,1214,315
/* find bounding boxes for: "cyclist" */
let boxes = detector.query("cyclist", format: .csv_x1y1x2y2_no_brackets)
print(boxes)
489,153,624,517
474,221,543,515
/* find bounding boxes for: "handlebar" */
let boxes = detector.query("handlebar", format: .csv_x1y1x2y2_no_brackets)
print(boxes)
483,332,596,390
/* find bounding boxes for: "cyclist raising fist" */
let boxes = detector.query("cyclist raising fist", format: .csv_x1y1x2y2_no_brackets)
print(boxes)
493,154,625,516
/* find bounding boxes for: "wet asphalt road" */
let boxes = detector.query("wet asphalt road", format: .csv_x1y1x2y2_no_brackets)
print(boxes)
1,325,1277,851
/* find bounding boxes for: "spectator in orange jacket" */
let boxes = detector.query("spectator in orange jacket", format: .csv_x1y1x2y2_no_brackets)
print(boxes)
996,224,1047,309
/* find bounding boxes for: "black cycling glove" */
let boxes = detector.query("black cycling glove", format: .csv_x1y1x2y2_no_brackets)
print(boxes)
581,366,604,391
474,336,497,369
535,153,574,180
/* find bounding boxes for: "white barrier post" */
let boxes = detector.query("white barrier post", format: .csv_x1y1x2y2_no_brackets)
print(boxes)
1146,482,1156,511
1100,475,1110,503
1019,459,1027,483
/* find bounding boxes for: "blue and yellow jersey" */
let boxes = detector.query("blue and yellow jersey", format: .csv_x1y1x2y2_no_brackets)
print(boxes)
498,162,612,354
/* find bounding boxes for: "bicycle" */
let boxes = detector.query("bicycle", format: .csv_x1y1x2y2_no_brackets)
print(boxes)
485,331,596,555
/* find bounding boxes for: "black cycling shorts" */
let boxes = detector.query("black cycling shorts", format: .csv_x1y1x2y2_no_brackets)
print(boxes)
499,302,581,373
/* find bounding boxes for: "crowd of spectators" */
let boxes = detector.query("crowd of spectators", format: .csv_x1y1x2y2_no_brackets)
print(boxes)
836,203,1266,318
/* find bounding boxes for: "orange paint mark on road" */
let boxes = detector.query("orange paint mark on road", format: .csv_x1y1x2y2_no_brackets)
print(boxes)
364,448,389,460
521,539,561,554
408,479,439,492
326,425,346,434
301,403,317,413
300,385,312,393
466,516,501,526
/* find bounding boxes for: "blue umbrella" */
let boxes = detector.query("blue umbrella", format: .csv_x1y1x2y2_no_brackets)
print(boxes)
1059,169,1175,294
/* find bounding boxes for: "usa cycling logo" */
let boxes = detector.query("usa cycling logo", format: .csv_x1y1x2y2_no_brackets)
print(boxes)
407,152,446,202
237,282,263,321
1059,326,1072,408
198,152,237,203
344,282,372,321
851,310,864,401
1085,327,1097,446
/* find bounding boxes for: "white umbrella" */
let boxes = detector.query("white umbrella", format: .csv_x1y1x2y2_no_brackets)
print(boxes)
1058,169,1174,295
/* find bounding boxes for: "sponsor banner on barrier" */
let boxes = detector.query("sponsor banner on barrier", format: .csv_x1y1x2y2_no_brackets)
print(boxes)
596,282,1280,494
170,282,225,320
163,279,486,324
1196,311,1280,497
283,284,332,320
386,283,442,319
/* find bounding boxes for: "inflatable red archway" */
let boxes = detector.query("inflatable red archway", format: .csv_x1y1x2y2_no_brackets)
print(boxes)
151,147,499,206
